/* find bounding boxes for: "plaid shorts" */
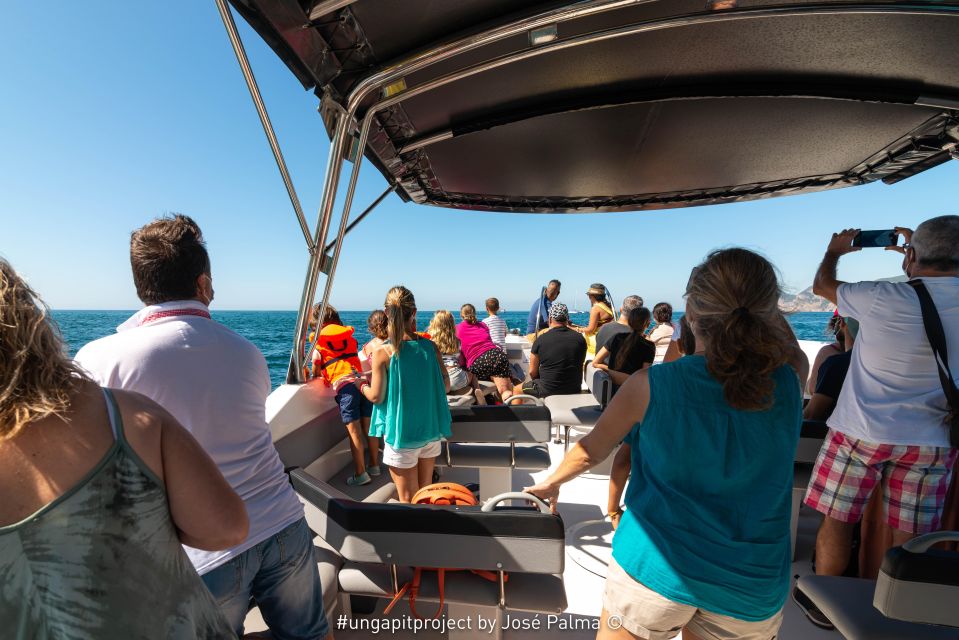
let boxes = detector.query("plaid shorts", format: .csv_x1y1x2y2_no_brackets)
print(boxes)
804,429,957,534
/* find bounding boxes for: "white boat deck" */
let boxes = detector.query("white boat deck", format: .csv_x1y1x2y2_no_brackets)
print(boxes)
246,338,836,638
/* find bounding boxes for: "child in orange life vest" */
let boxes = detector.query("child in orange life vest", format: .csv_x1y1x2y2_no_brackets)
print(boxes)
311,305,381,486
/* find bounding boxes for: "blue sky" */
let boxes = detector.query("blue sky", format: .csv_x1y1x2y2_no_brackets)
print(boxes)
2,2,956,312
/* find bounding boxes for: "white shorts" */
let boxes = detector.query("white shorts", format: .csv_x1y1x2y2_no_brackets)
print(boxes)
382,439,443,469
603,558,783,640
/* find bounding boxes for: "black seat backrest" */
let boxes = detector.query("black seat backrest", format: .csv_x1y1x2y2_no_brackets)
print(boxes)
875,537,959,628
448,404,551,443
291,468,564,574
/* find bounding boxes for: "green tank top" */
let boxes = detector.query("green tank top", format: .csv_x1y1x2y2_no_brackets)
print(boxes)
0,389,236,639
370,338,452,449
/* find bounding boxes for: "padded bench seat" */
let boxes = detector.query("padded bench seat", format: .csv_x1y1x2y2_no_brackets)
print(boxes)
339,562,567,614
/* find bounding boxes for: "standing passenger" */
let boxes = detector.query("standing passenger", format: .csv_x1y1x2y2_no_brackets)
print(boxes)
574,283,615,355
527,248,808,640
0,258,245,639
483,297,508,352
362,309,389,360
527,279,562,337
359,286,452,502
74,215,331,640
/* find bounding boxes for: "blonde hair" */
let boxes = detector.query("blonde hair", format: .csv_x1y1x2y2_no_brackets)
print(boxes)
1,259,87,439
685,248,790,411
384,286,416,353
428,310,461,355
460,303,477,324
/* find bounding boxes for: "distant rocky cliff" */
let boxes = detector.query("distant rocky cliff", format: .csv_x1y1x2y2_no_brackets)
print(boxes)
780,286,835,313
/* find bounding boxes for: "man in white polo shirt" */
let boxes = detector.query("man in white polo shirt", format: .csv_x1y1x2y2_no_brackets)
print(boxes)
75,215,330,639
805,216,959,576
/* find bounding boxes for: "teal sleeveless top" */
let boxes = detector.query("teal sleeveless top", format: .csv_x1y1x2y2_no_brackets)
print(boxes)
612,356,801,621
370,338,452,449
0,389,236,639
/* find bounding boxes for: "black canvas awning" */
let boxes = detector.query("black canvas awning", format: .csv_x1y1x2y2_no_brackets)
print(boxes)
228,0,959,213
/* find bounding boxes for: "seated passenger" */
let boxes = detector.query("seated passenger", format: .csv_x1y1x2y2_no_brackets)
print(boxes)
312,304,381,486
592,306,655,395
573,283,615,354
0,258,246,639
482,297,508,352
595,294,644,354
362,308,389,360
527,248,808,640
457,303,515,402
74,215,330,639
359,286,452,502
804,317,858,422
519,303,587,398
806,312,845,395
428,310,487,406
648,302,675,363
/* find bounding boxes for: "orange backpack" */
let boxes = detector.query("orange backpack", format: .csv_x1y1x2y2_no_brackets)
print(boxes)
383,483,506,618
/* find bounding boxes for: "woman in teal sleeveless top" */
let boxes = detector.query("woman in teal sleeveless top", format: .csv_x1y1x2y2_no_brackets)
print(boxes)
0,258,247,639
360,286,452,502
527,249,808,640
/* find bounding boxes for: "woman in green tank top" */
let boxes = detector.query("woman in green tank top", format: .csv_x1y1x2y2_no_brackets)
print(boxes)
0,258,248,639
360,286,452,502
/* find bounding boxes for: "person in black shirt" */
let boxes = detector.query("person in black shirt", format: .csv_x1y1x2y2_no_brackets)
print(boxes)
520,303,587,398
594,294,644,355
593,306,655,395
804,317,858,421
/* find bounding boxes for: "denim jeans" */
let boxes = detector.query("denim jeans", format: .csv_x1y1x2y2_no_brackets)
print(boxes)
202,518,329,639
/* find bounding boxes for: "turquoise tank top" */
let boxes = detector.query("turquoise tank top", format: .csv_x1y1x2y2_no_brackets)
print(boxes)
0,389,236,639
612,356,801,621
370,338,452,449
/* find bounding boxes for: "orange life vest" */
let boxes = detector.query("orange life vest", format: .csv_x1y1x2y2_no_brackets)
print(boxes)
312,324,363,388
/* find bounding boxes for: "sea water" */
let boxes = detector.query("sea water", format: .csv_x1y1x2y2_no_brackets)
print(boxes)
53,310,835,389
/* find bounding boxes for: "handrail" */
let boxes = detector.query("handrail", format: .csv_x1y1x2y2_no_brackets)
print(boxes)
214,0,315,254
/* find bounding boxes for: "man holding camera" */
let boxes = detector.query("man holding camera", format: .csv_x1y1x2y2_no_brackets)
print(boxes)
805,216,959,576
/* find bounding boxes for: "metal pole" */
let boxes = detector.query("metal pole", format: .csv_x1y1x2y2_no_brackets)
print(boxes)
289,118,351,382
214,0,315,254
323,184,395,255
313,115,374,345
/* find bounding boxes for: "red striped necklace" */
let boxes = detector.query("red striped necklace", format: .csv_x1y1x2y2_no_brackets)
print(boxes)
139,307,212,326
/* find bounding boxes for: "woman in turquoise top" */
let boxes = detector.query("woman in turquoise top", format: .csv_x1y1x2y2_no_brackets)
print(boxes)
0,258,248,639
360,286,451,502
528,249,808,640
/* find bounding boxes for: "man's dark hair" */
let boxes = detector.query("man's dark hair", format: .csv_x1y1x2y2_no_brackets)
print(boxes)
130,215,210,305
653,302,673,324
486,297,500,313
548,279,561,288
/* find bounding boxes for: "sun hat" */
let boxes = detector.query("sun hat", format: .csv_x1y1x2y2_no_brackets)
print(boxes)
586,283,607,296
549,303,570,322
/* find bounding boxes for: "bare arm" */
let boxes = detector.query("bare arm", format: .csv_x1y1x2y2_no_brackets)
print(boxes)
360,347,389,404
431,341,452,393
116,391,248,551
803,393,837,422
663,339,682,363
592,346,611,370
813,229,861,304
607,444,632,530
578,306,602,335
525,369,650,510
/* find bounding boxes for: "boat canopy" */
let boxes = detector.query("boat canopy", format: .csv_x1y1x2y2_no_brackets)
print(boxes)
230,0,959,214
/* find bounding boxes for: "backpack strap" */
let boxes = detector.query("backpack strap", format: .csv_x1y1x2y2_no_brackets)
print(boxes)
907,279,959,448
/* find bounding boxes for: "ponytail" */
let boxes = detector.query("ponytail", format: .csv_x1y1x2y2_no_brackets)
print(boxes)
460,303,477,324
384,286,416,354
685,249,790,410
613,306,651,371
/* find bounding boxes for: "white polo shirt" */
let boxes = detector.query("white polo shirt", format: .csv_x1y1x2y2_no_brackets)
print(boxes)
829,277,959,447
75,300,304,574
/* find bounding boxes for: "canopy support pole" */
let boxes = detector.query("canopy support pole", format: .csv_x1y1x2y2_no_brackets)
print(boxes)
323,183,395,255
214,0,315,254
